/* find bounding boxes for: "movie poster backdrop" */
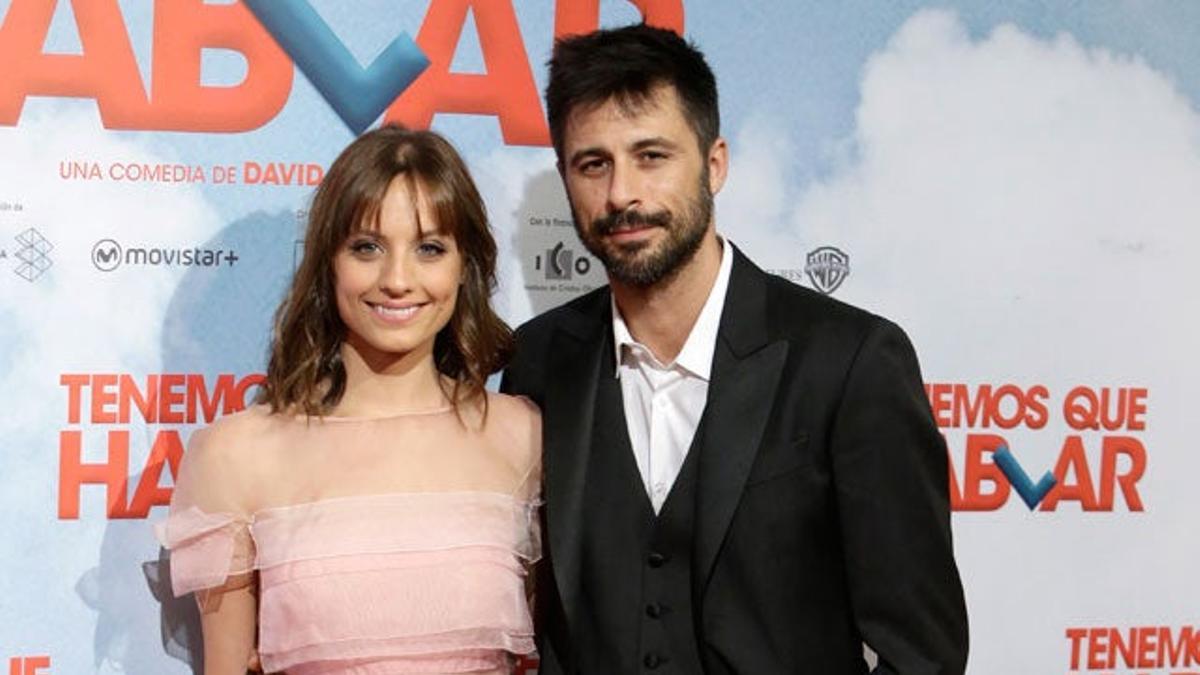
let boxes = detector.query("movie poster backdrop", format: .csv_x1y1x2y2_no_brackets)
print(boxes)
2,1,1197,673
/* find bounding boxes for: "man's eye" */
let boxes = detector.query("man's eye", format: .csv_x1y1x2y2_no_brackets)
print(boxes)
578,159,608,174
639,150,667,162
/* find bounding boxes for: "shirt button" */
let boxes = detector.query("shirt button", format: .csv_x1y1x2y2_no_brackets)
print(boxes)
643,652,664,669
645,602,663,618
647,552,667,568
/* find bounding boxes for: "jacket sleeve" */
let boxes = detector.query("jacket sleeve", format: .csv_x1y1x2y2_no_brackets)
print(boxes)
830,318,969,675
501,322,549,407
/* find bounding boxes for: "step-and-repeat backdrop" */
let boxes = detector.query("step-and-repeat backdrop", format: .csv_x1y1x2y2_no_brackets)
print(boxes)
2,1,1197,673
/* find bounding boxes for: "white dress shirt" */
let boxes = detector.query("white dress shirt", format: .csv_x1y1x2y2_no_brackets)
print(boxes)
611,238,733,513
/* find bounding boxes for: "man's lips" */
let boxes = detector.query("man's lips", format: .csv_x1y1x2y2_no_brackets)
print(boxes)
593,208,671,237
604,223,657,242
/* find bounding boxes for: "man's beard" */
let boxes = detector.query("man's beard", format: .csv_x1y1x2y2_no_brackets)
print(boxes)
574,173,713,288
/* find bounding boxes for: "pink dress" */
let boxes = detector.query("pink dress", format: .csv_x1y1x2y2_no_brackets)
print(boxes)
155,394,540,674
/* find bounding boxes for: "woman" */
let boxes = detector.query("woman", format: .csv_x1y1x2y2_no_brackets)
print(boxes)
157,126,540,674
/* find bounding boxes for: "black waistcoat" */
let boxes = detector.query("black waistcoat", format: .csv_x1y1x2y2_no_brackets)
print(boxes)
574,358,706,674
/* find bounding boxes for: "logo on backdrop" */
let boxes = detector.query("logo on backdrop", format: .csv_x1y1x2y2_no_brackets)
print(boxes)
91,239,239,271
521,216,604,298
0,0,683,143
535,241,592,281
804,246,850,295
929,383,1149,512
1065,625,1200,673
12,227,53,282
243,0,429,134
91,239,121,272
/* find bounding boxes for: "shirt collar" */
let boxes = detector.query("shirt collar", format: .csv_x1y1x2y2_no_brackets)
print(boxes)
611,237,733,380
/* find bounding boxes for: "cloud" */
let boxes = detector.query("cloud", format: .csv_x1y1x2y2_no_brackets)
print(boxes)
0,111,221,639
779,9,1200,379
716,114,805,265
0,113,221,439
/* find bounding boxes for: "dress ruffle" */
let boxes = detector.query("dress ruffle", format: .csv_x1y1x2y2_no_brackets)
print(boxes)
154,506,253,596
155,492,539,673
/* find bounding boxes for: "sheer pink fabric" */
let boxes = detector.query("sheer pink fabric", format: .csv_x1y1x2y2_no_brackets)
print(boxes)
155,394,541,674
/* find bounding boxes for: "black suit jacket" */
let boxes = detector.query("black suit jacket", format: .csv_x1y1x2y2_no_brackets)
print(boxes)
502,247,968,674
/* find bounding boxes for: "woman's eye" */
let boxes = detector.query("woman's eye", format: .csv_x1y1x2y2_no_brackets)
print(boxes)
348,239,382,256
417,240,447,257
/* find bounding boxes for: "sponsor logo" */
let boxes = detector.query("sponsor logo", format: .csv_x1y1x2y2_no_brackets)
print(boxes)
91,239,239,271
804,246,850,295
1066,625,1200,673
13,227,53,282
535,241,592,281
91,239,122,272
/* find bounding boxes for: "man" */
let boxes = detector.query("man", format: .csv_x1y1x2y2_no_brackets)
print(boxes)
502,24,968,674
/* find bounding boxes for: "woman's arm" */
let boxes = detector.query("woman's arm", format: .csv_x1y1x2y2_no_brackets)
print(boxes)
197,572,259,675
168,421,265,674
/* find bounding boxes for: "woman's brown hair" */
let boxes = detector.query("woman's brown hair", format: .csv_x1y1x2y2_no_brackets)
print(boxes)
257,125,513,418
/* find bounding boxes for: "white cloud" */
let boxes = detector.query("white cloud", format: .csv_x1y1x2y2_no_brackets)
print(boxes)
716,114,805,266
781,9,1200,379
0,113,221,438
0,112,221,655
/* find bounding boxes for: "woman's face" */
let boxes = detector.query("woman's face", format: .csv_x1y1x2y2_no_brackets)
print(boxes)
333,177,463,369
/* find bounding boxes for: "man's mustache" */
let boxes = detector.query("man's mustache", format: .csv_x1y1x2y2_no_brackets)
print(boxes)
591,208,671,236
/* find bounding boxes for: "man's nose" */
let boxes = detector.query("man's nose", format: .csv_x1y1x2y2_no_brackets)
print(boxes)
605,160,642,213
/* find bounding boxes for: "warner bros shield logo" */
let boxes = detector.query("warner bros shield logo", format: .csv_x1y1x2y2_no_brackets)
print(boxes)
804,246,851,295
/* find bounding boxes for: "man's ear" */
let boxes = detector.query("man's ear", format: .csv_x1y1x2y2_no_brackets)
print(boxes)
707,136,729,195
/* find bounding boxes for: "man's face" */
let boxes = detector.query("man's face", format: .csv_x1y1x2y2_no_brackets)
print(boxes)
560,85,724,287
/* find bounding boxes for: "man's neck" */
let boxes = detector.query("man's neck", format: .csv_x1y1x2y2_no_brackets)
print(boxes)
611,231,723,364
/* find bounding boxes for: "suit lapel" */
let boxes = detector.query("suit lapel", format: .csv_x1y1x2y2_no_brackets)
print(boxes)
694,248,789,588
542,291,609,626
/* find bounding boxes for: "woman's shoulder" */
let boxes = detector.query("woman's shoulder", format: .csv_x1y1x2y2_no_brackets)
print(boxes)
185,404,293,467
485,391,540,421
482,392,540,440
171,406,287,519
476,392,540,463
193,403,274,442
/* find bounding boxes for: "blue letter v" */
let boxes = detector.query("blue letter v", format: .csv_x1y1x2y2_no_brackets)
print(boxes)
245,0,430,134
993,444,1057,510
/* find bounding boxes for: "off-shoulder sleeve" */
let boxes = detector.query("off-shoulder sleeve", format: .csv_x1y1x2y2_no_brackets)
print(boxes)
508,397,542,564
507,395,543,504
153,424,255,597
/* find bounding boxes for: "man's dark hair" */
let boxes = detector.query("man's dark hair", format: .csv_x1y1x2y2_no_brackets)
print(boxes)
545,23,719,159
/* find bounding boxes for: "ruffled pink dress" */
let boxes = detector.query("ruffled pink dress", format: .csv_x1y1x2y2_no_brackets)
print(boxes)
155,394,540,674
